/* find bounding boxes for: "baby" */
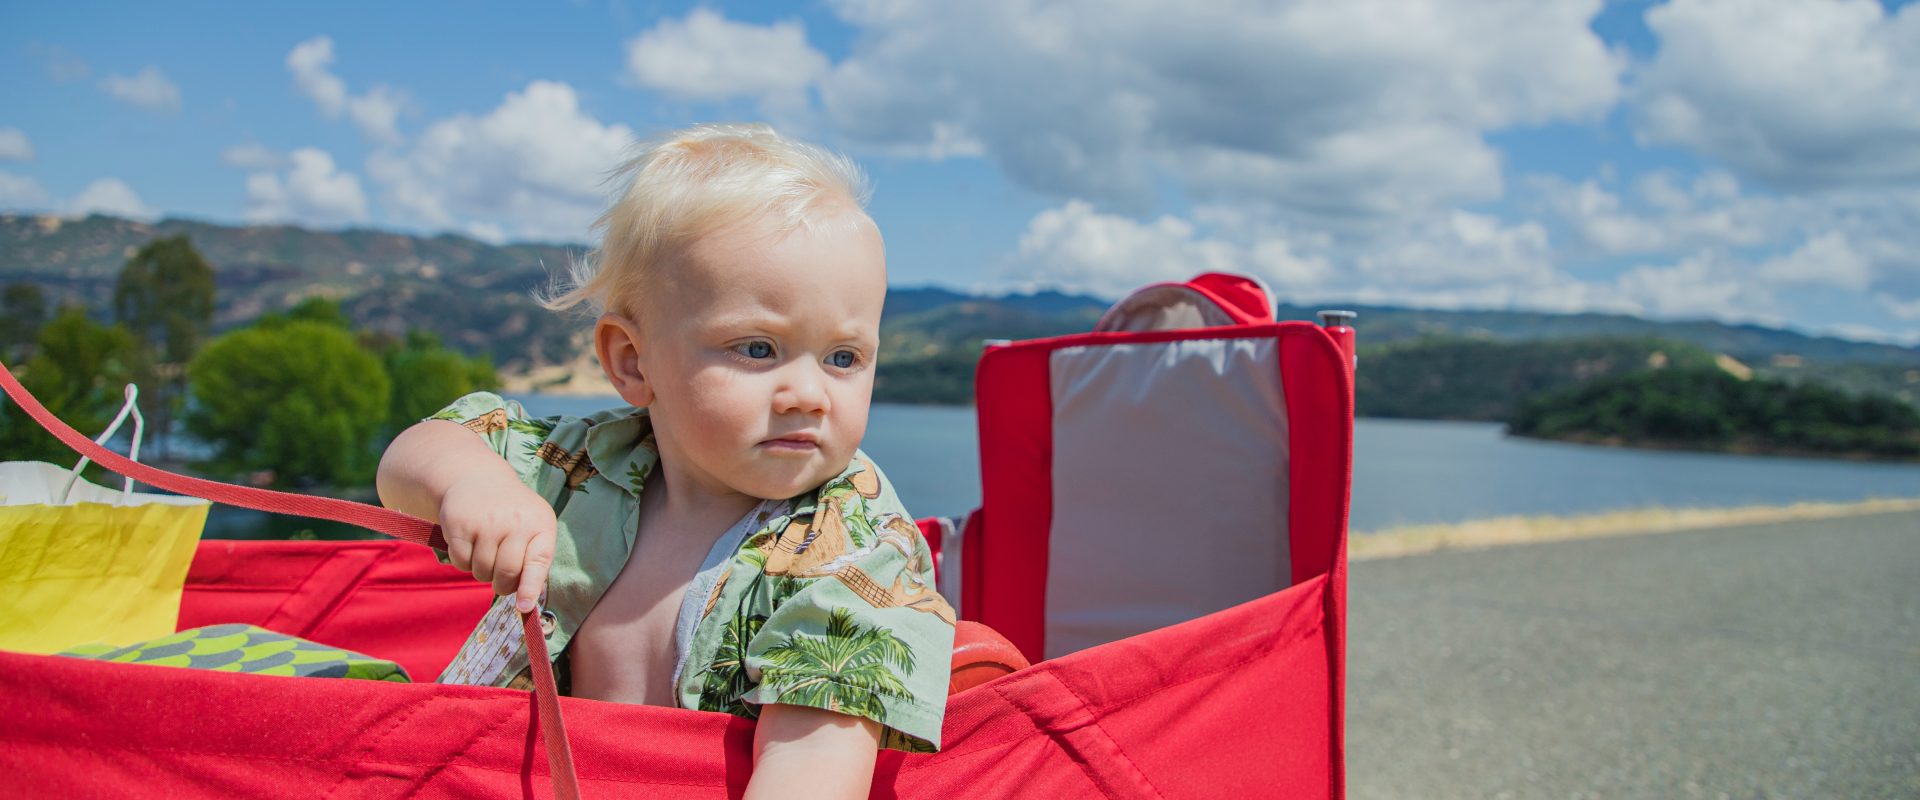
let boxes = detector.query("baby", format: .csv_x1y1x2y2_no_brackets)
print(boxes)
376,123,956,797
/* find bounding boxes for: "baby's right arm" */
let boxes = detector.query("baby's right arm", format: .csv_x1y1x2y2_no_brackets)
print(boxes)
376,419,557,613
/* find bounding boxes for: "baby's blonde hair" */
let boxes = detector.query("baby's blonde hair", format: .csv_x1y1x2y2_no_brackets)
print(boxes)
541,123,873,317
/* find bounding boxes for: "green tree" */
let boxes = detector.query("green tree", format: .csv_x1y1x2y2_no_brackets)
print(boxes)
0,307,141,466
378,329,498,435
1509,365,1920,458
113,236,217,455
185,320,391,486
282,296,353,329
1,282,49,362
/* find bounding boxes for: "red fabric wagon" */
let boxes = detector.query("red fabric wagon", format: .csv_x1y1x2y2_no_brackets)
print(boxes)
0,273,1355,799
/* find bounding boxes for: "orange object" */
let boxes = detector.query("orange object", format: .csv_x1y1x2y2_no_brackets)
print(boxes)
947,619,1030,695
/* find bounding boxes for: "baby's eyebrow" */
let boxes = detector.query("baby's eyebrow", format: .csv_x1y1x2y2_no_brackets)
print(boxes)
701,313,787,333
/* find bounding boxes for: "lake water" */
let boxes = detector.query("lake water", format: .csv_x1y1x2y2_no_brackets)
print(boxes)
203,396,1920,538
514,397,1920,531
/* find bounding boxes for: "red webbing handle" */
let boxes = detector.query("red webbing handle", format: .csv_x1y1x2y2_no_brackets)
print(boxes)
523,610,580,799
0,360,446,549
1,361,582,799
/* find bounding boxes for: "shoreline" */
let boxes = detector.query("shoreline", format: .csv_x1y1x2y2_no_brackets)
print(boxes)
1508,430,1920,464
1351,496,1920,561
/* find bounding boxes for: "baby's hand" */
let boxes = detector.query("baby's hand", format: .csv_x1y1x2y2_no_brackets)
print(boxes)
439,473,557,614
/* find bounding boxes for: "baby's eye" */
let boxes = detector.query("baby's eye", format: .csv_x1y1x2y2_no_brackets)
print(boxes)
828,350,858,369
735,341,775,360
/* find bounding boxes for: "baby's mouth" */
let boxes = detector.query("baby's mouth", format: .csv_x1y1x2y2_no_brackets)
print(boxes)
759,432,821,452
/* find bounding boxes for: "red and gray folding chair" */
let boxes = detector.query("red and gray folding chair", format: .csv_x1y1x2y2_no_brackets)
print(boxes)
938,272,1357,797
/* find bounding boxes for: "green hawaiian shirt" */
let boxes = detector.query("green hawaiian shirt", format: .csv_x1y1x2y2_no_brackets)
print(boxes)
427,392,955,752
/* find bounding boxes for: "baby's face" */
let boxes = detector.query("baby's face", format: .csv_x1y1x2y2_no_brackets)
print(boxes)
627,205,886,502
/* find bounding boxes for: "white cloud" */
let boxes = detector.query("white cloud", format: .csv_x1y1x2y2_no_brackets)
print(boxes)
220,143,284,170
624,9,829,100
366,80,633,242
346,85,406,145
99,66,182,113
1878,292,1920,321
286,36,406,144
818,0,1623,217
245,148,369,225
0,171,52,209
1758,232,1874,291
1532,172,1773,255
463,221,508,245
1611,252,1784,325
1013,200,1250,297
1006,200,1612,312
1634,0,1920,188
1813,321,1920,347
287,37,346,115
0,128,34,161
69,178,155,219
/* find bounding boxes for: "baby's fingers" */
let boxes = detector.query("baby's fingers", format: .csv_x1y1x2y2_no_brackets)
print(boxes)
469,527,501,586
445,528,474,572
490,531,526,599
515,532,555,614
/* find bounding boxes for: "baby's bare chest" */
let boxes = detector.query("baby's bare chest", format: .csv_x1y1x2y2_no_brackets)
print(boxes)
567,521,716,705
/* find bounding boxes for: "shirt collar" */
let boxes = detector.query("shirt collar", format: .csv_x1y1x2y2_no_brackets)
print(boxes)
582,405,659,499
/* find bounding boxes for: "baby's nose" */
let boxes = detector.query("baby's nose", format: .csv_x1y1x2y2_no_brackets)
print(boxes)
775,364,831,415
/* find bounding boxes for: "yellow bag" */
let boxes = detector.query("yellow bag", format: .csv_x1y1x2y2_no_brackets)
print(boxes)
0,387,209,654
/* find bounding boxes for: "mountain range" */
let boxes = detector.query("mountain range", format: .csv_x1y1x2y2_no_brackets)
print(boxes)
4,212,1916,409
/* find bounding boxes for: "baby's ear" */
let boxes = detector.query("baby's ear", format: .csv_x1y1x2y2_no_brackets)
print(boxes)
594,313,654,407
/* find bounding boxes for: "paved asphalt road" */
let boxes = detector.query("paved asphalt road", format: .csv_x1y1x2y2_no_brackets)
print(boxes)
1347,510,1920,799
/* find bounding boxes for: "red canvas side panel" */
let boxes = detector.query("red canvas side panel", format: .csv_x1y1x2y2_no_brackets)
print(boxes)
1280,326,1354,800
180,540,492,680
1279,327,1353,583
915,517,943,583
1045,574,1334,799
1,563,1328,799
969,343,1053,661
0,649,751,799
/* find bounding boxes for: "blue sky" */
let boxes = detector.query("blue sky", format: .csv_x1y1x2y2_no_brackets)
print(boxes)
5,1,1920,345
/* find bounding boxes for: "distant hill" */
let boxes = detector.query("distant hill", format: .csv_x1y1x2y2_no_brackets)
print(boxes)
1272,302,1920,366
1509,365,1920,460
3,212,1916,408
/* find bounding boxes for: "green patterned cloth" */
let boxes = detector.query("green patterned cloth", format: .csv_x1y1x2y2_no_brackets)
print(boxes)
61,623,410,682
429,392,956,752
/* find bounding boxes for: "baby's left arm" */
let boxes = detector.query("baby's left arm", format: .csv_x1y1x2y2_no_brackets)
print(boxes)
744,704,882,799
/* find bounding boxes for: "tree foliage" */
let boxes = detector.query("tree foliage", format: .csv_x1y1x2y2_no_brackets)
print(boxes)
114,235,215,366
377,329,498,435
186,320,391,486
1,282,48,362
113,235,216,455
0,308,140,465
1355,335,1722,421
1509,366,1920,459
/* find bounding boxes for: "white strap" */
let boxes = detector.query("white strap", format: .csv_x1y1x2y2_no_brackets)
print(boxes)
59,383,143,505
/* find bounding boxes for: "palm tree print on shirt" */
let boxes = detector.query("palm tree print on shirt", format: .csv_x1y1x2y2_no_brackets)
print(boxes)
757,608,917,721
698,611,767,717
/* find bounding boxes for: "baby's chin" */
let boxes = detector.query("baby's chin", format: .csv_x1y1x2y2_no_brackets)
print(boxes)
734,452,854,501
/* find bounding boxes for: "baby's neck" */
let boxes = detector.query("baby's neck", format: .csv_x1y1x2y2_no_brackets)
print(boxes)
644,461,762,537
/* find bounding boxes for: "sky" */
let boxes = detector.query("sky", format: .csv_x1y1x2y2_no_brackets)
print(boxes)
5,0,1920,345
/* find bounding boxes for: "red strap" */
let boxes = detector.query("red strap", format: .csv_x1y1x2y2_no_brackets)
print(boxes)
0,360,447,550
1,360,582,799
523,609,580,799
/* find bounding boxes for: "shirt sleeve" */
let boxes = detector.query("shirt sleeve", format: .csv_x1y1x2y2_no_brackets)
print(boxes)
737,459,957,753
423,391,554,489
420,392,563,567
